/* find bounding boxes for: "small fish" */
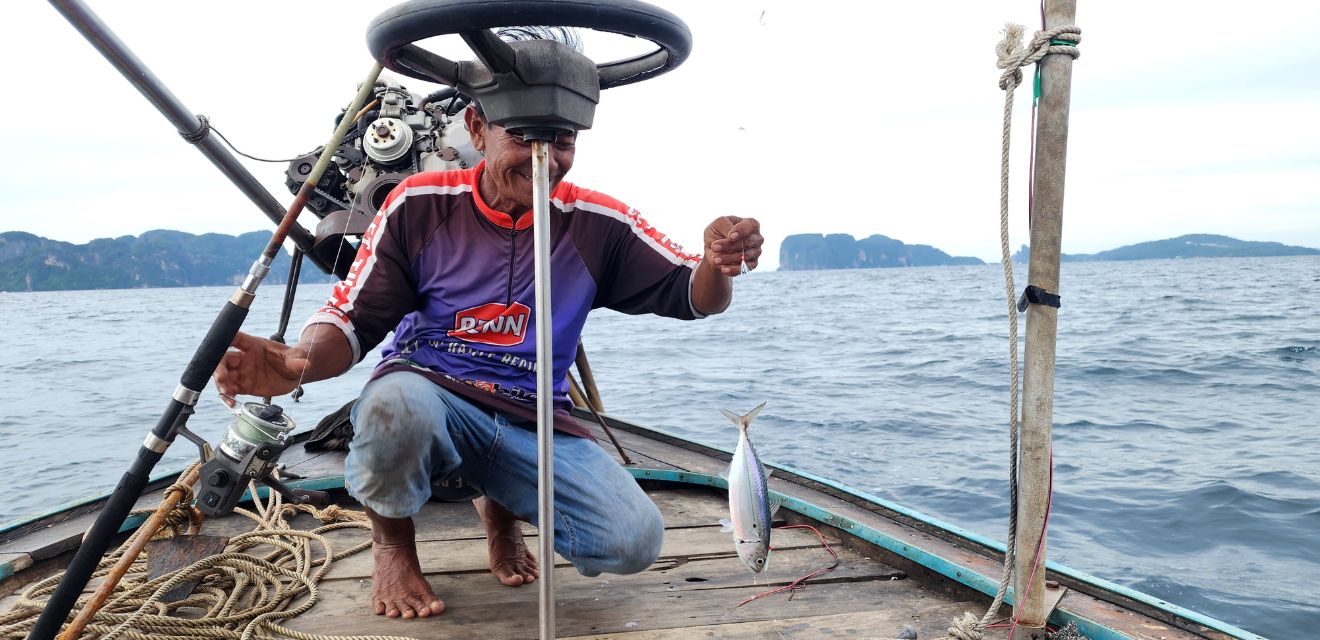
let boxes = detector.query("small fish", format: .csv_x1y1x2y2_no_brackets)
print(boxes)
718,401,779,573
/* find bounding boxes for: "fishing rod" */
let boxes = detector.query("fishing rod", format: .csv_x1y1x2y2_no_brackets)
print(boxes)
29,2,381,637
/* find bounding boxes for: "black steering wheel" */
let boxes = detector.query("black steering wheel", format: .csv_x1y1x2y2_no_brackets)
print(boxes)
366,0,692,91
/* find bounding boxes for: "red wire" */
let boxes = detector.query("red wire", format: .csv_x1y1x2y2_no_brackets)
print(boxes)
735,524,840,607
1006,448,1055,638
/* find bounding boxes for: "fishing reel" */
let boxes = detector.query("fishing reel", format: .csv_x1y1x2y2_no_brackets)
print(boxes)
192,402,302,517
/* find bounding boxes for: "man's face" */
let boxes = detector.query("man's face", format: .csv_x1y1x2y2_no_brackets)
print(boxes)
466,107,577,214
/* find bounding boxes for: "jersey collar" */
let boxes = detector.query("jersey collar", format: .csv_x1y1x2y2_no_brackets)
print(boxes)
471,160,573,231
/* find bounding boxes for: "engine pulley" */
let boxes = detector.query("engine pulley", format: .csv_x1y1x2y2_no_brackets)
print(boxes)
364,117,414,164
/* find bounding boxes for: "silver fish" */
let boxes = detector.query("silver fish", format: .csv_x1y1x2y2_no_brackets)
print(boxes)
719,401,778,573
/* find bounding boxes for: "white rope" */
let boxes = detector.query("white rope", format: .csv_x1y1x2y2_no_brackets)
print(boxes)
939,22,1080,640
0,488,412,640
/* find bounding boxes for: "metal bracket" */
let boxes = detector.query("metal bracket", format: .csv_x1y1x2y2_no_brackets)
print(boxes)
1012,581,1070,638
1017,284,1062,312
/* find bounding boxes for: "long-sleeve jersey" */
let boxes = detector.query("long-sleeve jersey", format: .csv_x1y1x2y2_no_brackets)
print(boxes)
306,161,703,437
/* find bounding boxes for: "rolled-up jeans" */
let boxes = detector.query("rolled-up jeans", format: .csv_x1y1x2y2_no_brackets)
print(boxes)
345,370,664,576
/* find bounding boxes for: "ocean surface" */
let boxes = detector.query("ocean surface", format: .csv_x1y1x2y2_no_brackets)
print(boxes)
1,256,1317,638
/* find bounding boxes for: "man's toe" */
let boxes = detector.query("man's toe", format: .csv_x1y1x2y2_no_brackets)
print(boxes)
426,599,446,615
405,596,432,617
373,599,387,616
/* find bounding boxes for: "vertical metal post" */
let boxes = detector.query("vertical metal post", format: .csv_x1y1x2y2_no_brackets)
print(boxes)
531,140,557,640
1012,1,1077,638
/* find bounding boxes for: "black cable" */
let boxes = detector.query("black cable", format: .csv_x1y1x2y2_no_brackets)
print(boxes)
185,116,309,164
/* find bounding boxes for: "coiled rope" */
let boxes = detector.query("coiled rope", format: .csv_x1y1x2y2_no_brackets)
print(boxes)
0,486,412,640
936,22,1080,640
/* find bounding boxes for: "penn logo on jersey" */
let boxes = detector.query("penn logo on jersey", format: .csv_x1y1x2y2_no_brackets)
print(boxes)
448,302,531,346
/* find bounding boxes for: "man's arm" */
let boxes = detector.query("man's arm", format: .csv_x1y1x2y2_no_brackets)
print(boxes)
214,323,355,403
692,216,763,316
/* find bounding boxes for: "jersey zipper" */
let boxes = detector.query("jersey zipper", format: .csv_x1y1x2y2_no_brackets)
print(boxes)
505,228,517,306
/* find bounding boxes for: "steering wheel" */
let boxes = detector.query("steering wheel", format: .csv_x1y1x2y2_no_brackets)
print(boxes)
368,0,691,89
366,0,691,132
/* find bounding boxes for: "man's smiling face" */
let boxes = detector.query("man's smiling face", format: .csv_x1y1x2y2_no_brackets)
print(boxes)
466,106,577,216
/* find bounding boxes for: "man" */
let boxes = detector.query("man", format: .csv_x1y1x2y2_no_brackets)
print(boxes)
214,103,762,620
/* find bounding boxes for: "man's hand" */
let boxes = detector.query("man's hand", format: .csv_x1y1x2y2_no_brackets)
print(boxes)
703,216,763,277
214,331,311,405
692,216,764,315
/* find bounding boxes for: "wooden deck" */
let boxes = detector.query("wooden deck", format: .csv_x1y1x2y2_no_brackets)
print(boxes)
279,487,998,639
0,410,1241,640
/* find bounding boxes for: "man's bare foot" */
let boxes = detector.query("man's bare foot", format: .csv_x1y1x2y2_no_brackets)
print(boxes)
475,496,540,586
366,509,446,619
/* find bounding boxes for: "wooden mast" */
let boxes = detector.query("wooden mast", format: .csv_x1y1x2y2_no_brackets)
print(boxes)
1013,0,1078,637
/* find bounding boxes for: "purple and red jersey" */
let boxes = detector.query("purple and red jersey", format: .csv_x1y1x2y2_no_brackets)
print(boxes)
307,161,702,437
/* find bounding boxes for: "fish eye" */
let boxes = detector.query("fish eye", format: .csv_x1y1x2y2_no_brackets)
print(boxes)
756,558,764,565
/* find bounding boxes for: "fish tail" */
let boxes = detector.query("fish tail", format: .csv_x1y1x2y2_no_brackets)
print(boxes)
719,408,745,431
720,402,767,433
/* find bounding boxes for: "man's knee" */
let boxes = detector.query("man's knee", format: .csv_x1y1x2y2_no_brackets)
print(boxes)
351,375,440,458
600,498,664,574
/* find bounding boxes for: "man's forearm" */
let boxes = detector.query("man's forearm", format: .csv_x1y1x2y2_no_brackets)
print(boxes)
691,260,732,316
295,323,356,383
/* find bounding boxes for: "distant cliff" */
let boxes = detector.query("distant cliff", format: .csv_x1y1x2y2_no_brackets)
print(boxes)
0,230,334,292
1012,234,1320,263
779,233,984,271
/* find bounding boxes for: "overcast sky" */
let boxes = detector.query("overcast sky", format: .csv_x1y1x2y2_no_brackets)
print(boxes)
1,1,1317,268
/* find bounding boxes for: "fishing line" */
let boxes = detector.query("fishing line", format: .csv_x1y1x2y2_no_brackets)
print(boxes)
285,93,387,395
289,171,366,396
735,523,839,607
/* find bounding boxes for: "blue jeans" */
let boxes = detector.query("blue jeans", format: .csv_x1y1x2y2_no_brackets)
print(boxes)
345,370,663,576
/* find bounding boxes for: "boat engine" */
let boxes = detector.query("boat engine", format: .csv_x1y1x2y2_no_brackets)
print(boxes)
284,76,482,267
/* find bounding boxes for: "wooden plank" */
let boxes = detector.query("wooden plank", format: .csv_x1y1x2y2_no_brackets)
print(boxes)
0,553,32,578
568,608,1006,639
320,525,839,581
325,542,896,595
0,486,172,560
409,490,725,543
287,563,975,639
280,449,345,481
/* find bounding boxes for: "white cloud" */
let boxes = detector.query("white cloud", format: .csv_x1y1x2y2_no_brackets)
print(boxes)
2,0,1317,270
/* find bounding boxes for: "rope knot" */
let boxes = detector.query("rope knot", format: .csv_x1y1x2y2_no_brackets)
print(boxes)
996,24,1081,91
180,114,210,144
946,611,985,640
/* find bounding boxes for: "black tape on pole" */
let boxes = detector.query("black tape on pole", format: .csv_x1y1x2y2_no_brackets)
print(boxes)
1017,284,1062,313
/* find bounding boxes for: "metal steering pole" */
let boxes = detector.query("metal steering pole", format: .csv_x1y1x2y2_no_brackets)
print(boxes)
529,137,557,640
1013,0,1078,637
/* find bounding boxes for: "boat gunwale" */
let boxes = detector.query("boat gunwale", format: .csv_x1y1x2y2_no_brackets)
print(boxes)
583,410,1266,640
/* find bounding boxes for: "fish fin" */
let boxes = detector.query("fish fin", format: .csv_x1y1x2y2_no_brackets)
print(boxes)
763,467,774,481
718,467,729,481
742,401,767,429
719,518,734,533
768,494,784,517
719,408,743,428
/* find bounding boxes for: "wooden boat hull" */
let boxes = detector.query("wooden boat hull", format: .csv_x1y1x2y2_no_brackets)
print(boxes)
1,412,1263,640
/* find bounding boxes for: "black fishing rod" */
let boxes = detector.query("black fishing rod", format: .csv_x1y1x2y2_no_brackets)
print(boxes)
28,3,381,638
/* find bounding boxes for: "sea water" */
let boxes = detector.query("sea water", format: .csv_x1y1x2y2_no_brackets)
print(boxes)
1,256,1316,638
